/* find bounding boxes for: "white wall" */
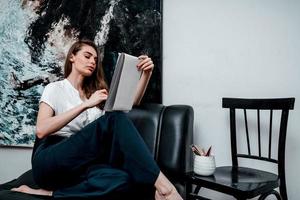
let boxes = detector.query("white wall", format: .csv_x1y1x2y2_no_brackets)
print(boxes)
163,0,300,199
0,148,32,183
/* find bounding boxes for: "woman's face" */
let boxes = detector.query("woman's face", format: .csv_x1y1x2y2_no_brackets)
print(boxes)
70,45,98,77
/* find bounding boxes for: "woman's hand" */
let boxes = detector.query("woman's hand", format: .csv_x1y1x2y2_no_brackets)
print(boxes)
137,55,154,74
133,55,154,105
84,89,108,108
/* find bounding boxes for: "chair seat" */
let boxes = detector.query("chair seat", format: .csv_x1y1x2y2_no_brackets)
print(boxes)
187,166,279,198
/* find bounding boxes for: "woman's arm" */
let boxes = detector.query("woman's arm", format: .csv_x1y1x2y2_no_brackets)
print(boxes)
36,102,88,139
36,89,108,139
133,55,154,105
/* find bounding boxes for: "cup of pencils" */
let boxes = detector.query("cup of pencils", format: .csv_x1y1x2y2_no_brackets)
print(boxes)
190,144,216,176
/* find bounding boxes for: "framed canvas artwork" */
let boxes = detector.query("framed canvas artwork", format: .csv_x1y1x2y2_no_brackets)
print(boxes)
0,0,162,147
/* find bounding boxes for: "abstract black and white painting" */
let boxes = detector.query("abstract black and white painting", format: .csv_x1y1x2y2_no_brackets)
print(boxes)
0,0,162,147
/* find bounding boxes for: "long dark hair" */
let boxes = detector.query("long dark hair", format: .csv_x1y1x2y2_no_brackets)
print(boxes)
64,39,108,98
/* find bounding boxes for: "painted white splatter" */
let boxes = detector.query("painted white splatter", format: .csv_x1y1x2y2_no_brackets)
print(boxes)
44,16,78,68
94,0,121,47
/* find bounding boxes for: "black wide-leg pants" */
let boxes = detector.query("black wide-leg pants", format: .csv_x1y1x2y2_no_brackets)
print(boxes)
32,112,160,198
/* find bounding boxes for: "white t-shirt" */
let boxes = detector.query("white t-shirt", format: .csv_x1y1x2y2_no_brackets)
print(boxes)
40,79,105,137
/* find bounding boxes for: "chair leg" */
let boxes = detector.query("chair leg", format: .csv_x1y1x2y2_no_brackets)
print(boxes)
185,184,204,200
258,190,282,200
279,179,288,200
186,182,192,200
194,185,201,194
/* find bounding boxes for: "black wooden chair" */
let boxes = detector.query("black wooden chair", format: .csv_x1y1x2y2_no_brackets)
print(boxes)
186,97,295,200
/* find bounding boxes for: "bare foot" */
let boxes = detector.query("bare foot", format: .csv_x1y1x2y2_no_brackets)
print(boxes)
154,172,183,200
155,190,165,200
11,185,52,196
163,186,183,200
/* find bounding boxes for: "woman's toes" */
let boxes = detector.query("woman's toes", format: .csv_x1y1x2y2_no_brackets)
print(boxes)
11,185,29,193
165,187,183,200
155,190,165,200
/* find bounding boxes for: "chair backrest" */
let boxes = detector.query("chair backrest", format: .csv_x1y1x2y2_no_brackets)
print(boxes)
127,103,194,196
222,98,295,170
127,103,194,176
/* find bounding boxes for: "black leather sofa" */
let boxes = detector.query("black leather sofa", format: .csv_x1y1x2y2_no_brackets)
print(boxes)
0,103,194,200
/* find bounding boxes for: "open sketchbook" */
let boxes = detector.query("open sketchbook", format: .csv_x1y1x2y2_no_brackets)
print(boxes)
104,53,141,112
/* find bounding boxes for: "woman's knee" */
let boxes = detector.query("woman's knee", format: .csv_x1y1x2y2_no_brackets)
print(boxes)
94,111,128,125
106,111,127,118
106,111,132,126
